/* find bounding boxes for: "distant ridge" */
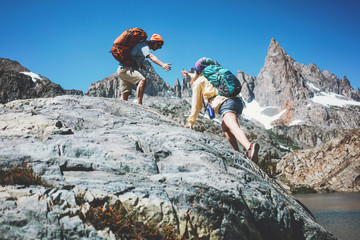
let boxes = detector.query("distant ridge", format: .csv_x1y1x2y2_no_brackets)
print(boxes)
0,58,83,104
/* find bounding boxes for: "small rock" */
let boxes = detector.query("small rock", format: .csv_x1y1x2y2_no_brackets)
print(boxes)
55,121,63,128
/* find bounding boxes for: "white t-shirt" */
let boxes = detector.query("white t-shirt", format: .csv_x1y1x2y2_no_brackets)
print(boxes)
130,41,151,68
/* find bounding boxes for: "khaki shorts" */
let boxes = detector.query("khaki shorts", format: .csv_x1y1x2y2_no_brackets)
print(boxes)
117,66,145,94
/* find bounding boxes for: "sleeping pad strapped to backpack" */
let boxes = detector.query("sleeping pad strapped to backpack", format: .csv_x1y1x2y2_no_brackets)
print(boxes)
110,28,147,67
202,65,242,97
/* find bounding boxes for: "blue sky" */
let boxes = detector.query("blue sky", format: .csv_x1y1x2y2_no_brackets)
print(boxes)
1,0,359,93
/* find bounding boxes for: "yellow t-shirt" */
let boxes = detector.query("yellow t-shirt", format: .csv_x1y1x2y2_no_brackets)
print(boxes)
187,73,228,126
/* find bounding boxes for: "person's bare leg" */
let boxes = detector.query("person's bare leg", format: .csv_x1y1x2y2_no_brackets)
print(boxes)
136,79,146,104
222,112,251,150
121,92,130,101
221,121,239,151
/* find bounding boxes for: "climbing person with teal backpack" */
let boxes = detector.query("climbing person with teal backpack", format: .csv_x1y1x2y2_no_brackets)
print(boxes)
110,28,172,104
181,57,260,163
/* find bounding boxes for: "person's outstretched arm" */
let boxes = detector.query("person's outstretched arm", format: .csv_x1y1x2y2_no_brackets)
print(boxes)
147,53,172,71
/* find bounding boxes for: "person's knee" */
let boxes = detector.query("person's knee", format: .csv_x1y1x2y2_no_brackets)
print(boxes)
138,78,146,87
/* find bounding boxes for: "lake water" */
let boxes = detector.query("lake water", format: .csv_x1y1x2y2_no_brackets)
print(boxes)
295,192,360,240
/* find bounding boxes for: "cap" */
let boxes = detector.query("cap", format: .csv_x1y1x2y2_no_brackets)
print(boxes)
194,57,213,73
150,34,164,43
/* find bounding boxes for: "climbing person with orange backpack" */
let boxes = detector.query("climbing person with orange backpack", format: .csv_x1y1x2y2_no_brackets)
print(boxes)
181,57,260,163
110,28,171,104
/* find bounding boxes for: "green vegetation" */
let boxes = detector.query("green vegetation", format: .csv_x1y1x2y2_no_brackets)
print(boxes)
267,130,301,151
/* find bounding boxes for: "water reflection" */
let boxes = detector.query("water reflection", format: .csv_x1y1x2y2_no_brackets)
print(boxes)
295,192,360,240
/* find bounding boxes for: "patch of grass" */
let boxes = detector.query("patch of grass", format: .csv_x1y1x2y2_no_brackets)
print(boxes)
267,130,301,151
0,164,53,187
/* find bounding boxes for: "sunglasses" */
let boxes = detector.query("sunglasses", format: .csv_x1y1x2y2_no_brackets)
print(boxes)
155,42,163,49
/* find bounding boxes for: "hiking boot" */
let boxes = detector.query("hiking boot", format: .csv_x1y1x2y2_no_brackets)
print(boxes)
247,143,260,164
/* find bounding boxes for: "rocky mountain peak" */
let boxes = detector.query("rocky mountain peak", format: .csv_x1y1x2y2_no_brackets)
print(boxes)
267,38,286,57
253,39,312,108
0,58,30,72
339,75,360,101
247,39,360,130
0,58,83,104
256,40,360,105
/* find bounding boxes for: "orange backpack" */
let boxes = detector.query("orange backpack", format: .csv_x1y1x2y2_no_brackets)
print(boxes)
110,28,148,67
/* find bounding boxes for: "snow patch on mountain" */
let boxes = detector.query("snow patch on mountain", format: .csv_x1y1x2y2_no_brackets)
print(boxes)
312,92,360,107
242,100,286,129
20,72,42,82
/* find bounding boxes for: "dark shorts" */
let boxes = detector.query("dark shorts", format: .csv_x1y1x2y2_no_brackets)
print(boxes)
219,97,243,118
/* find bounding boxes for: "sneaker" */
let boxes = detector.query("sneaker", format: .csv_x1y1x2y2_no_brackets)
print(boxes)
247,143,260,164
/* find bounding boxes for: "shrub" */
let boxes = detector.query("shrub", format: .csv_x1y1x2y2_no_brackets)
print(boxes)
267,130,301,150
0,164,52,187
79,197,179,240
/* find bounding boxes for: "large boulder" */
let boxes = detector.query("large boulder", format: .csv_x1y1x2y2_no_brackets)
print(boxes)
0,95,336,239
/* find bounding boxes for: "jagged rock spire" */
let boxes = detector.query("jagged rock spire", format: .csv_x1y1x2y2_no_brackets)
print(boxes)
174,78,181,98
268,38,284,55
253,39,312,108
248,39,360,129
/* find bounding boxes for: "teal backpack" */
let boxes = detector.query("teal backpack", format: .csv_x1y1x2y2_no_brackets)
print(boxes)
202,65,241,97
